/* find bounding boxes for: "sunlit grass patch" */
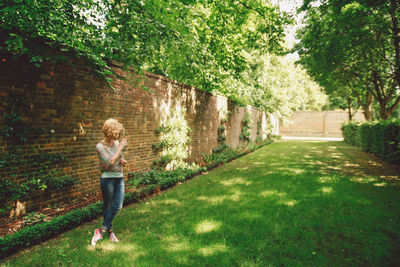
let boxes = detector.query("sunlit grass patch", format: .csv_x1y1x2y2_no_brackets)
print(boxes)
161,199,182,205
259,190,287,198
278,199,298,206
220,177,252,186
164,235,190,252
3,141,400,266
350,176,378,183
197,195,227,204
195,219,222,234
318,176,339,183
320,186,333,193
198,244,227,256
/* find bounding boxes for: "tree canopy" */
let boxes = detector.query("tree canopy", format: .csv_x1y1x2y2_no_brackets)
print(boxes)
1,0,327,117
296,0,400,120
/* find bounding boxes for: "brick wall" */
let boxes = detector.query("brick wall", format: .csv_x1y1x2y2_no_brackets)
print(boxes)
279,110,366,137
0,53,272,213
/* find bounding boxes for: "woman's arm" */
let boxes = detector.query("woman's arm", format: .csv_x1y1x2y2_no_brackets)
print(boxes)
96,138,128,168
110,138,127,165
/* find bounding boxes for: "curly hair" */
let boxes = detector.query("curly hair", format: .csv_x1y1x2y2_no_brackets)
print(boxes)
102,118,125,139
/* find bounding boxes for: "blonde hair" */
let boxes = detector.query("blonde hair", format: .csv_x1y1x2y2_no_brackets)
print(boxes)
103,118,124,139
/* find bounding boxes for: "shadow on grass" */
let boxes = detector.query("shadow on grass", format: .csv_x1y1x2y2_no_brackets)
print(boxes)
3,141,400,266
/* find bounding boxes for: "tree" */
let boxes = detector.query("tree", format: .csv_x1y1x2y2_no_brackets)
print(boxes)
220,52,327,119
1,0,290,109
297,0,400,119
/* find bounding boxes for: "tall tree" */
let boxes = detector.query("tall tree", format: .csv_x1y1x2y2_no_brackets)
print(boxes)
297,0,400,119
1,0,290,110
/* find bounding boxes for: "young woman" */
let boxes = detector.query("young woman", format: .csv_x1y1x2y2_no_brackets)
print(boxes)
91,118,128,246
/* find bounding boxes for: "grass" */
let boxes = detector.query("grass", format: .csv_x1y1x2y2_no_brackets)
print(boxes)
2,140,400,266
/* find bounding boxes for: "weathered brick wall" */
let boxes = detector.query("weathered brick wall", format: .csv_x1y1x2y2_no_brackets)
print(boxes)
279,110,366,137
0,53,272,213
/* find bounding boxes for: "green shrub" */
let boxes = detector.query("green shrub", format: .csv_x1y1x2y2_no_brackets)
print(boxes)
341,122,361,146
344,119,400,164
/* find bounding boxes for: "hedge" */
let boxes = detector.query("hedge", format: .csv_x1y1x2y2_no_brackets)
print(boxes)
342,120,400,164
341,122,361,146
0,139,275,260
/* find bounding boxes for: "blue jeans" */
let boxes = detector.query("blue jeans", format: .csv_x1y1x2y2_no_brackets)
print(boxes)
100,177,125,230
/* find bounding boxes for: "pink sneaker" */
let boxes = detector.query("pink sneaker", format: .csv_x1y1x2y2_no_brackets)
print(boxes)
91,228,103,246
109,232,119,243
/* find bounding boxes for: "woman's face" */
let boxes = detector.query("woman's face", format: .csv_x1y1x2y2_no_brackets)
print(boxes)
111,131,120,140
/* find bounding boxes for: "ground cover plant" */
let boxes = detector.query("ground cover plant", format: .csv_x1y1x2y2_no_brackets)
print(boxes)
2,140,400,266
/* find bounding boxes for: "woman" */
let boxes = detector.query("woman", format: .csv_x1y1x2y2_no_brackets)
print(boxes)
91,118,128,246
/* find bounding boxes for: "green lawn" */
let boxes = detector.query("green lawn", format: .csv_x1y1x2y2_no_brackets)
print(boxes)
2,140,400,266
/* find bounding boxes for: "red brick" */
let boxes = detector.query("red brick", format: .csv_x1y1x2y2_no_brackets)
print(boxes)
0,52,270,213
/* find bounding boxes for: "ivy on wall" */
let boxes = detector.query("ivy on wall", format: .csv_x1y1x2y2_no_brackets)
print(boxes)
240,111,252,142
0,93,76,216
152,105,192,170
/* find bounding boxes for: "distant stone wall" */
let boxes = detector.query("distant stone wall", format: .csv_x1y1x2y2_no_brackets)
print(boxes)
0,52,275,212
279,111,365,137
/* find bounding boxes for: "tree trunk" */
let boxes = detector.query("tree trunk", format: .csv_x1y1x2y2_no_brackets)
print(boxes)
379,101,389,119
347,96,353,121
362,91,374,121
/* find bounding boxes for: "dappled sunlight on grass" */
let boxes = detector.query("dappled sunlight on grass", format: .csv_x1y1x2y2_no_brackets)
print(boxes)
198,244,227,256
197,195,226,204
259,190,287,198
195,219,222,234
197,189,243,204
4,140,400,266
320,186,333,194
350,176,378,184
318,176,339,183
379,175,400,181
137,208,151,214
344,163,360,168
251,162,266,165
161,199,182,206
86,242,144,259
220,177,252,186
278,199,298,206
262,167,306,175
164,235,191,252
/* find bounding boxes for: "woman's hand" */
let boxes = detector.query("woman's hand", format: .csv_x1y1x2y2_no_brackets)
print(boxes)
119,137,128,149
120,158,127,166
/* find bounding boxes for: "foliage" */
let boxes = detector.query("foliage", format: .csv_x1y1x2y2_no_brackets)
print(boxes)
239,112,252,142
359,120,400,164
128,166,201,189
217,117,228,145
201,148,241,166
0,0,289,104
297,0,400,120
22,212,47,226
0,93,77,215
212,143,230,154
0,201,104,259
152,106,191,170
342,119,400,164
224,52,327,119
341,122,362,146
1,92,43,142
